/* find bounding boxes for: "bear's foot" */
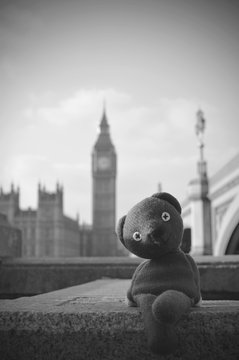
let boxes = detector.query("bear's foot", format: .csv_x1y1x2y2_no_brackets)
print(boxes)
135,294,179,355
152,290,192,324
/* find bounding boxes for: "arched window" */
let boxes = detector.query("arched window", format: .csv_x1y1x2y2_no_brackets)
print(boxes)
226,222,239,254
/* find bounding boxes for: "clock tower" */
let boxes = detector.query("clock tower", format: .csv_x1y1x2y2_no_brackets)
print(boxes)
91,106,117,256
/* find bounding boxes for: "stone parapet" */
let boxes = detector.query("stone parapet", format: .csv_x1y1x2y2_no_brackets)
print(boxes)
1,256,239,299
0,256,140,298
0,279,239,360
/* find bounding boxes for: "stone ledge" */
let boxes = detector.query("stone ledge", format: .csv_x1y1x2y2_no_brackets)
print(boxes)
1,279,239,360
1,255,239,299
2,254,239,265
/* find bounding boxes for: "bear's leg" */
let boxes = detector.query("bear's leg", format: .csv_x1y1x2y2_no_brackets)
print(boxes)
152,290,192,324
135,294,178,355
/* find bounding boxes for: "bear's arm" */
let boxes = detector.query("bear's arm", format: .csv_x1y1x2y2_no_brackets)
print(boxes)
185,254,202,306
126,260,148,307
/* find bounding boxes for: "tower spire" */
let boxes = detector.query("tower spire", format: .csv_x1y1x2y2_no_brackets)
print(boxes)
100,101,109,133
94,103,113,150
103,98,106,113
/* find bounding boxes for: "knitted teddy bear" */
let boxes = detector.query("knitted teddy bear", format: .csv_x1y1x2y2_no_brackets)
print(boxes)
116,192,201,355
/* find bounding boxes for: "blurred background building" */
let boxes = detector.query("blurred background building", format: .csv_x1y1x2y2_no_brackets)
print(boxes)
0,212,21,258
91,106,119,256
0,108,124,258
181,110,239,255
182,151,239,256
0,109,239,258
0,183,80,257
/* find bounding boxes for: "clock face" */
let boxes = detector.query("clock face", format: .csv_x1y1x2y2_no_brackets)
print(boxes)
98,156,111,170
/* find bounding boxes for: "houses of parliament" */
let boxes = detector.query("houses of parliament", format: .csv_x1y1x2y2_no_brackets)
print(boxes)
1,107,239,258
0,108,124,257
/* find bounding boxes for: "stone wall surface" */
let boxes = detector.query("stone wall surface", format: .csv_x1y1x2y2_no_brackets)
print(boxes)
1,255,239,299
0,279,239,360
0,213,22,258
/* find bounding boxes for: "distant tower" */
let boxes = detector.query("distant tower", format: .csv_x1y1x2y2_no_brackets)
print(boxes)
187,109,212,255
35,183,64,257
0,184,20,224
91,106,117,256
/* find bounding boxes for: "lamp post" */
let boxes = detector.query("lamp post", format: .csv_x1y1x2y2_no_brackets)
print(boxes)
196,109,205,160
195,109,207,179
186,109,212,255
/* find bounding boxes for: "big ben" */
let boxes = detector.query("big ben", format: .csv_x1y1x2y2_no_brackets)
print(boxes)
91,106,117,256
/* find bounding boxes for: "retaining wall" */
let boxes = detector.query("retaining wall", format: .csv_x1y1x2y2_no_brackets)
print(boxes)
0,279,239,360
1,256,239,299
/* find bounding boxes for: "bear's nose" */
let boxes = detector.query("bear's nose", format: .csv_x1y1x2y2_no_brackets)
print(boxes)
148,227,165,245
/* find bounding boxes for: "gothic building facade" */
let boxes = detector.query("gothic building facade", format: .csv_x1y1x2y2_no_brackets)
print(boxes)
0,184,80,257
0,212,21,257
0,107,124,258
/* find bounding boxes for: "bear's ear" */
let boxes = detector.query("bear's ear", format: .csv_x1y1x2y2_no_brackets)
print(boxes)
116,215,126,246
151,192,181,214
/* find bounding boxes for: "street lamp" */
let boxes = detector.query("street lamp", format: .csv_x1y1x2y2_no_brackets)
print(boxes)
195,109,207,179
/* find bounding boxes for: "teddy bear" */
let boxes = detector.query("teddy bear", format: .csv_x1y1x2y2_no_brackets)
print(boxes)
116,192,201,355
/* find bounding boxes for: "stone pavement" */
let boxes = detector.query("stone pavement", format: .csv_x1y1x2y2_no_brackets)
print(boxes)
0,279,239,359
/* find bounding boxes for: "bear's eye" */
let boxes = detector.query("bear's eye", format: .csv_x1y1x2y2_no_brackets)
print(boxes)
133,232,142,241
161,212,170,222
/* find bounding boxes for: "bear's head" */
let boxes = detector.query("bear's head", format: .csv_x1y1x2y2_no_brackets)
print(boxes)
117,192,183,259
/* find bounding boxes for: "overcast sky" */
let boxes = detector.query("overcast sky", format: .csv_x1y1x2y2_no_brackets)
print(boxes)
1,0,239,223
